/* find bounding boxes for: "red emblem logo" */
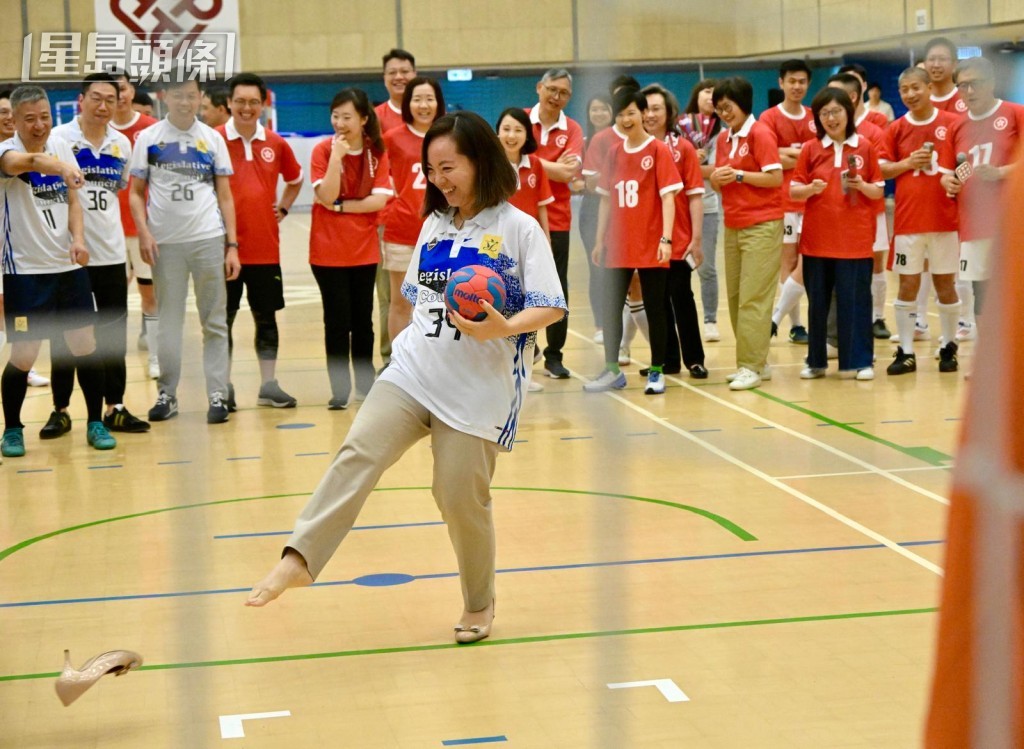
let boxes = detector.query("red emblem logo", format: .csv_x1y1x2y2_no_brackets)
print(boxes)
527,174,537,188
955,99,968,112
555,134,568,149
640,155,654,170
808,120,817,133
110,0,224,44
739,143,750,157
935,126,948,141
852,154,865,170
260,146,275,163
994,116,1009,131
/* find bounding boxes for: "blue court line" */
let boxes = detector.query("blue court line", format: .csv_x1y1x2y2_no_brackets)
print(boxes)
214,520,446,539
296,452,330,457
0,540,944,609
88,465,122,470
158,460,191,465
560,436,593,441
16,469,53,474
227,456,261,461
442,737,507,746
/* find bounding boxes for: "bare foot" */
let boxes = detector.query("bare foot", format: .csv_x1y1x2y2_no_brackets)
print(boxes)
245,549,314,607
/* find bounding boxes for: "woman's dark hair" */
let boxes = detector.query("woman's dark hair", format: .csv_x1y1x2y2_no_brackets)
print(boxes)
330,87,384,153
683,78,722,140
401,76,446,127
421,111,518,217
641,83,681,136
494,107,537,156
712,77,753,117
611,87,647,118
585,94,611,141
811,87,856,140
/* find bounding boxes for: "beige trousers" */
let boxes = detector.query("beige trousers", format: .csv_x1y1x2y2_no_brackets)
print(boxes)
286,381,499,612
724,219,783,372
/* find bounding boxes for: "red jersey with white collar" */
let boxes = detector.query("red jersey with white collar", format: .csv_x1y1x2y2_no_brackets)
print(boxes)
861,109,890,130
110,110,157,236
528,104,584,232
759,103,816,213
949,100,1024,241
382,124,428,246
375,100,404,135
931,88,969,117
855,119,887,216
879,109,959,234
664,133,706,257
216,120,302,264
714,116,784,229
597,137,683,268
508,154,554,220
581,125,627,178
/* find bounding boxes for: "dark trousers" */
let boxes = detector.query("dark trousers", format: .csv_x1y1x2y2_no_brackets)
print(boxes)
664,259,706,370
543,230,570,364
804,255,873,371
311,263,377,400
577,194,603,326
602,267,668,368
51,262,128,409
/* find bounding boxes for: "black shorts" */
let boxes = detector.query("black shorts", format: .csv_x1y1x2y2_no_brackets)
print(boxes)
3,268,96,341
226,264,285,315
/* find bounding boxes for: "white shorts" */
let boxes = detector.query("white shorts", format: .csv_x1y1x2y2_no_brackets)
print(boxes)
873,212,889,252
892,232,959,275
783,211,803,245
381,241,414,272
959,238,992,282
126,236,153,281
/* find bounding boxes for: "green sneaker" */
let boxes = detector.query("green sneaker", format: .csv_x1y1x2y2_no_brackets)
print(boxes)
86,421,117,450
2,427,26,457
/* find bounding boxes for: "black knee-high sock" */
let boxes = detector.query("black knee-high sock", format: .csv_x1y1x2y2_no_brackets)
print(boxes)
74,353,105,423
2,362,29,430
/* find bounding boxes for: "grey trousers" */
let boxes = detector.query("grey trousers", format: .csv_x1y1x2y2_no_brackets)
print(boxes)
287,381,499,612
151,235,229,398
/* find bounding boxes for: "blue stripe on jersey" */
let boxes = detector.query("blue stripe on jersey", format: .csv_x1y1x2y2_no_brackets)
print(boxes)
401,280,418,306
497,333,529,449
2,192,13,274
74,149,127,193
147,143,216,183
416,237,526,315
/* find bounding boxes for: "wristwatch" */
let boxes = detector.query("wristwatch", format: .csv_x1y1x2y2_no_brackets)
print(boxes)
735,171,745,184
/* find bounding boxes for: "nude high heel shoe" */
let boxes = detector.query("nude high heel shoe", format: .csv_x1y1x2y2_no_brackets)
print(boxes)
454,600,495,644
54,649,144,706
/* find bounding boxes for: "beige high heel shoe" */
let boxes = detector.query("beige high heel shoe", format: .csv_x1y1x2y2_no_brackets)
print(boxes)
454,600,495,644
54,649,144,706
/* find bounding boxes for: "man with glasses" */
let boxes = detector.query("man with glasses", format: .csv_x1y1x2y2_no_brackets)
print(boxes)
529,68,583,379
216,73,303,409
925,37,969,116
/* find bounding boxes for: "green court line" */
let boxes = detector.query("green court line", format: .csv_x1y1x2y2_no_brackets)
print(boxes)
751,389,954,466
0,607,936,683
0,487,755,565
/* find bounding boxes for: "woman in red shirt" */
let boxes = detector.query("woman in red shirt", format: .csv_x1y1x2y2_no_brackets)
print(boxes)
790,87,884,380
309,88,393,409
495,107,553,239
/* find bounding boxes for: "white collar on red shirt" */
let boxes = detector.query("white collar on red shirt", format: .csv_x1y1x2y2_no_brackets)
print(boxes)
854,109,869,127
776,103,808,121
931,88,958,103
623,134,655,153
387,100,402,115
906,109,939,126
821,133,862,167
225,117,266,143
727,114,756,141
406,123,426,138
529,104,567,133
969,99,1003,121
514,154,531,170
111,110,141,131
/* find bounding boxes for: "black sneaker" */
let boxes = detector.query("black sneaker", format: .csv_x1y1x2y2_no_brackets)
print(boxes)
886,347,917,376
327,397,349,410
770,320,778,338
938,341,959,373
39,410,72,439
226,382,237,412
103,406,151,433
872,318,892,339
148,392,179,421
257,379,297,408
207,392,230,424
688,364,709,379
544,361,571,379
789,325,809,344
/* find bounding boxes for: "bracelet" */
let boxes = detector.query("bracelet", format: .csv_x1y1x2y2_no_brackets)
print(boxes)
659,237,672,244
225,242,239,249
278,206,288,216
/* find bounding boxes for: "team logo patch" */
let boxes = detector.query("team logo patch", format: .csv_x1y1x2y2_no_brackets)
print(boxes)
555,134,568,148
369,154,379,173
196,139,209,153
935,126,948,141
479,234,503,259
994,116,1009,131
671,148,681,162
14,317,28,332
640,155,654,170
852,154,865,170
738,143,750,157
956,99,968,112
260,146,275,162
808,120,817,133
111,144,123,160
527,173,537,188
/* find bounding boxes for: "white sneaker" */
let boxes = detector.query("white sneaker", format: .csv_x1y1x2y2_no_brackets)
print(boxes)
644,371,665,394
826,343,839,360
955,323,976,342
618,346,631,366
704,322,721,342
856,367,875,381
914,324,931,341
800,367,826,379
728,367,762,390
727,364,771,382
27,369,49,387
527,380,544,392
583,369,627,392
593,329,604,344
148,355,159,380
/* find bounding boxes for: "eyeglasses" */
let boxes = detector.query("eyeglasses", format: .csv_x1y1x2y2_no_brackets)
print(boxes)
542,85,571,100
956,78,990,92
232,98,262,108
819,107,845,120
715,102,736,116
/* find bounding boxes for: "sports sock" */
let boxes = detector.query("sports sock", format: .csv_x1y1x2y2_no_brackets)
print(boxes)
894,299,916,354
775,277,805,329
955,280,975,326
144,313,159,357
937,301,961,346
871,272,887,320
2,362,29,430
75,353,105,423
771,282,784,325
621,303,636,348
629,300,649,342
916,272,931,328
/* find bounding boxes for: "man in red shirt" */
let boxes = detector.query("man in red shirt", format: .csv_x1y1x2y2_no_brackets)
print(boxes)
926,37,968,116
110,71,160,378
216,73,303,409
838,64,890,130
529,68,585,379
879,67,961,375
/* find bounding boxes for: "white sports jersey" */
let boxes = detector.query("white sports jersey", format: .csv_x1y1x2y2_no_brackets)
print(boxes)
128,117,232,244
51,119,130,266
385,202,567,449
0,134,77,275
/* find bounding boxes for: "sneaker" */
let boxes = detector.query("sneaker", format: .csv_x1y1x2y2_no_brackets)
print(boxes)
86,421,117,450
257,379,297,408
147,354,159,380
527,380,544,392
770,321,778,338
148,392,178,421
826,343,839,360
103,406,150,433
27,369,49,387
886,347,917,376
583,370,627,392
938,341,959,373
872,319,892,339
644,371,665,394
856,367,875,381
2,427,26,457
727,365,771,382
327,396,349,410
789,325,809,344
617,347,631,366
533,346,542,364
800,367,826,379
207,392,230,424
39,410,72,439
640,365,682,376
544,361,571,379
955,322,976,342
704,322,721,342
226,382,237,412
688,364,709,379
728,367,762,391
914,324,931,341
593,329,604,344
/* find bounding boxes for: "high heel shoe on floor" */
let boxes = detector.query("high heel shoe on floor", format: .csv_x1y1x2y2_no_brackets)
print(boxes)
454,601,495,644
55,648,144,706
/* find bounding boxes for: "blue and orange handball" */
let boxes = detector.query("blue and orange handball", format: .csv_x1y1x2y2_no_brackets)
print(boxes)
444,265,507,322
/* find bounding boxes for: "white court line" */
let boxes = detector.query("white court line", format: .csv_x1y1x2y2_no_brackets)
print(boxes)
775,465,951,481
566,330,944,577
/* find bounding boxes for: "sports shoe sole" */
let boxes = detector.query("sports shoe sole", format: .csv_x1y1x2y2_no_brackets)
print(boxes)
257,397,297,408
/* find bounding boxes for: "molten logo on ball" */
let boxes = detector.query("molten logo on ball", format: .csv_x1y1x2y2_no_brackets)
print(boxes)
444,265,507,322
